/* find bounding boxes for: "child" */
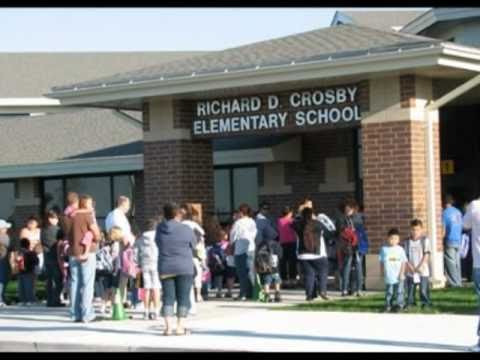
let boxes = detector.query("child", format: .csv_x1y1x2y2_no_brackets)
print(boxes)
95,232,114,315
255,237,283,303
135,217,161,320
113,226,138,308
17,238,39,306
0,219,11,307
208,229,228,298
379,228,407,312
404,219,433,309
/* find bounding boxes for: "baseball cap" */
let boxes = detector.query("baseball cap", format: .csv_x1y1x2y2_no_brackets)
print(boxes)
0,219,12,229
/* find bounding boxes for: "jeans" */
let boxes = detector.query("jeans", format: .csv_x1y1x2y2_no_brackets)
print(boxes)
385,282,404,308
444,245,462,287
406,276,431,306
0,258,8,303
473,268,480,337
160,274,193,318
301,257,328,299
18,273,36,303
212,274,223,291
280,243,297,282
235,253,252,298
69,254,96,321
45,258,63,306
342,251,363,293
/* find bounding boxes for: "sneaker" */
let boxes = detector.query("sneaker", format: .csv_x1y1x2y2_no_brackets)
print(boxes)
149,312,158,321
143,312,149,320
319,293,330,301
0,302,6,308
215,292,222,299
341,291,348,297
383,306,392,313
224,292,232,298
234,296,247,302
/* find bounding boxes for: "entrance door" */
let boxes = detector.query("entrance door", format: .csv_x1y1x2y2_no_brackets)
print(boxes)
214,166,258,222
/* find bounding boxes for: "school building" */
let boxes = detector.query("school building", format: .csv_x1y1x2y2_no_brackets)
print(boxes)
2,8,480,289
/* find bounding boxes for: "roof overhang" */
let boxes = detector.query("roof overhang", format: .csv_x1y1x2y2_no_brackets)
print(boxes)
401,8,480,35
44,43,480,110
0,155,143,180
0,97,89,115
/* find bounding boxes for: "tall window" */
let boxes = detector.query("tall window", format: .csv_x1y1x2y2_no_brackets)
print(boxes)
214,166,258,222
0,181,16,222
42,174,136,228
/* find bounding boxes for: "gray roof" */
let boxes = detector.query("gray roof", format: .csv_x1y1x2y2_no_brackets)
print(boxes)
50,24,442,93
335,10,426,31
0,109,142,166
0,51,206,98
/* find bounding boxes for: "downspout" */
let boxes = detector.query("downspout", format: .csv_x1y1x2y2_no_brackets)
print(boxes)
424,73,480,286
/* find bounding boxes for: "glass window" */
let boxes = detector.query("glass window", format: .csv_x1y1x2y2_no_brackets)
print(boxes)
113,175,134,204
233,167,258,211
0,182,15,221
66,177,112,218
214,169,231,219
43,179,64,212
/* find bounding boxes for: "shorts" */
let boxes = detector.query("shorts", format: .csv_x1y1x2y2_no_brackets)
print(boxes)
260,273,281,286
142,269,161,289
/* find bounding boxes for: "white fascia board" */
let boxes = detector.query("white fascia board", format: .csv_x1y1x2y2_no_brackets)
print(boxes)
47,47,444,107
0,155,143,180
0,97,87,114
437,57,480,73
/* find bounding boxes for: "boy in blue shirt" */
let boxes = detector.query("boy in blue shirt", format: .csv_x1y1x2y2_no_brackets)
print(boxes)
442,194,463,287
379,228,407,312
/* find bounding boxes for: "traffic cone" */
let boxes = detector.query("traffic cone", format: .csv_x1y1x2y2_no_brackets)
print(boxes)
112,289,127,321
252,274,265,302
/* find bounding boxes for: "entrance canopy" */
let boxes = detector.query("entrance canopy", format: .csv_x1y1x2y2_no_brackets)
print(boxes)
44,24,480,110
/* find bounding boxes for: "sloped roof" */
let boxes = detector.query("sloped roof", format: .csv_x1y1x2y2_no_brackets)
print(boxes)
333,10,425,31
0,109,142,166
50,24,443,94
0,51,206,98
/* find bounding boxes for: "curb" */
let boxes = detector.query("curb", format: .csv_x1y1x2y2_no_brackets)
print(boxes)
0,341,226,352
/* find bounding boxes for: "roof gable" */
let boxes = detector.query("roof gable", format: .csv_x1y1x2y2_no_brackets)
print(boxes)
331,10,426,32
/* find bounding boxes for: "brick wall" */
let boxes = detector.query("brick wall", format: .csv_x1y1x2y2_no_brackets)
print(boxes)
259,130,356,218
362,120,442,253
143,139,214,221
133,171,145,232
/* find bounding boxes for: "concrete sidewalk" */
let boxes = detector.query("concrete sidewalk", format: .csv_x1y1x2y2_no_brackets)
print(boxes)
0,290,477,352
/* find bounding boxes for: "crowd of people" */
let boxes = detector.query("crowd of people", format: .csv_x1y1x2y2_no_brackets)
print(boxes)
0,190,478,339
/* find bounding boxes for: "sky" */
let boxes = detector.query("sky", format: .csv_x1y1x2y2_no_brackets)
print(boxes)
0,8,429,52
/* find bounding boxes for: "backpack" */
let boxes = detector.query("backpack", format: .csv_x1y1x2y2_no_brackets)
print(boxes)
339,217,358,255
255,241,274,274
96,246,114,274
16,252,25,273
303,220,320,254
208,247,225,274
121,247,138,278
356,224,369,255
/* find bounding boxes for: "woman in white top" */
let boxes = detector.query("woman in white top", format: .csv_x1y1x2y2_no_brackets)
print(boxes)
292,207,330,301
229,204,257,301
19,216,41,251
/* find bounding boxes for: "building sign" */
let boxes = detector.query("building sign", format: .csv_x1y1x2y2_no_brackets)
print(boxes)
192,84,362,138
441,160,455,175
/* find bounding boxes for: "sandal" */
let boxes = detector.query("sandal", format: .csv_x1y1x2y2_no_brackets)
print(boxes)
175,328,192,336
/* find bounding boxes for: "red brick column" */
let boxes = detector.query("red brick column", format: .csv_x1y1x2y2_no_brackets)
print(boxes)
143,139,214,221
362,120,441,253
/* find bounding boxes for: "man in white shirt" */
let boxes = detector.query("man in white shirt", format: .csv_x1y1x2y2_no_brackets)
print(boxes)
106,196,133,245
463,197,480,352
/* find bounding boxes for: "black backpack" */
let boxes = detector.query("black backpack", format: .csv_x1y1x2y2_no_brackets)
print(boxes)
208,247,225,274
255,241,274,274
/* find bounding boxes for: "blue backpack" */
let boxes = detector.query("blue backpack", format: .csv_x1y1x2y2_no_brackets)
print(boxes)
356,224,369,255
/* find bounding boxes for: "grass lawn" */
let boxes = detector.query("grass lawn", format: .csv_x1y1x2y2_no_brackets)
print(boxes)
5,278,46,304
275,285,479,315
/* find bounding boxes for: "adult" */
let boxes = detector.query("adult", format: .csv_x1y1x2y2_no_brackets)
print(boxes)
66,194,101,323
336,198,364,297
105,196,134,246
155,202,196,336
463,196,480,352
41,210,64,307
442,194,463,287
277,206,298,288
255,202,278,247
292,207,329,301
19,215,41,251
230,203,257,301
0,219,12,307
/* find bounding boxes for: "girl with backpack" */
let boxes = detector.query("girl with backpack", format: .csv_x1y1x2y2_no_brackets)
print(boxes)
292,207,330,301
95,232,115,315
208,229,228,298
336,198,364,297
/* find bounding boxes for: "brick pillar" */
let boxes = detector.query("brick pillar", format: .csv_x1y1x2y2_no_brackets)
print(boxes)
133,172,145,232
143,141,213,222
